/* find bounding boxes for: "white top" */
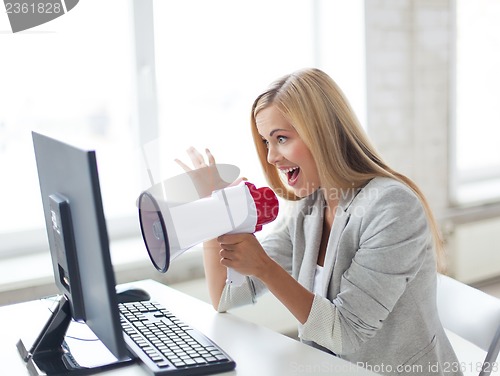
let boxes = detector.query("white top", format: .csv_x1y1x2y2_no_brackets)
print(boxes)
313,264,324,295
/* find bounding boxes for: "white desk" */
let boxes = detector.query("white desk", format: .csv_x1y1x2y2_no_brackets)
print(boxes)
1,279,377,375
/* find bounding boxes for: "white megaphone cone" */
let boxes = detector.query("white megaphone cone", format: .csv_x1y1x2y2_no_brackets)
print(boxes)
138,180,279,286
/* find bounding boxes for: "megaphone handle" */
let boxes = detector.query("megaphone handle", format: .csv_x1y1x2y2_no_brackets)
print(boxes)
226,268,246,286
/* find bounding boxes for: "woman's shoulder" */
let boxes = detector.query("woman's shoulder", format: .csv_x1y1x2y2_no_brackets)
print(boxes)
352,176,421,210
365,176,411,191
363,176,417,197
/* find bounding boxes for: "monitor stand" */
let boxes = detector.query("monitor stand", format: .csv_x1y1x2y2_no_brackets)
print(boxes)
17,295,134,376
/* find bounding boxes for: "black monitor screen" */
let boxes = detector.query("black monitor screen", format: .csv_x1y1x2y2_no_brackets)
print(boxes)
30,131,129,362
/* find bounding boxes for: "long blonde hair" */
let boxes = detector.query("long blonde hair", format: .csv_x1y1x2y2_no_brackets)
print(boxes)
250,68,445,270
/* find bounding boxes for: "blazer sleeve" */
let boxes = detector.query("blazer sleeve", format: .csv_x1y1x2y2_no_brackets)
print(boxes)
299,184,432,355
217,217,294,312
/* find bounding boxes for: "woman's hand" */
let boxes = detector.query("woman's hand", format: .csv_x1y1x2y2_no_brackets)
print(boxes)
175,147,243,197
174,147,224,197
217,233,274,281
175,146,215,172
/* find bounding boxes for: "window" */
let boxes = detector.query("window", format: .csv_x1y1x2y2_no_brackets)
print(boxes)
151,0,316,187
0,0,141,255
151,0,366,187
452,0,500,205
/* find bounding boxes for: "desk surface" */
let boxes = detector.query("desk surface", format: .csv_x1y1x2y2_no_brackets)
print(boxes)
1,279,377,375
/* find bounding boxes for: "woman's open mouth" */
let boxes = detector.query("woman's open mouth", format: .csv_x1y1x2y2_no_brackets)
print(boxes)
282,167,300,186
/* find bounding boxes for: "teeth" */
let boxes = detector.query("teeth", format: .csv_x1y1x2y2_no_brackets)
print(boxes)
280,167,298,175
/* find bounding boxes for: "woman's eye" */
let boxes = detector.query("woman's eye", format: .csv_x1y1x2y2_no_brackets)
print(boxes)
262,136,286,148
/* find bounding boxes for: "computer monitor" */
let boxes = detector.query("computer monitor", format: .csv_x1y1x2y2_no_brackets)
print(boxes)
16,132,133,375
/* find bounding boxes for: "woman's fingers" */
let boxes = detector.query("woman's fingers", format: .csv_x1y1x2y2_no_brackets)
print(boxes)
219,248,235,260
176,147,216,171
217,234,246,246
174,158,192,172
218,235,242,263
228,176,248,187
187,147,207,168
205,148,216,165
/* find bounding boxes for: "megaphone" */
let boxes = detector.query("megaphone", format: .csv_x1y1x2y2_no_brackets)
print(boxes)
137,167,279,286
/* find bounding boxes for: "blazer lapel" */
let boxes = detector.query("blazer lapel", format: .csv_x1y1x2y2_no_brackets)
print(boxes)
321,208,350,295
297,194,323,290
320,187,359,296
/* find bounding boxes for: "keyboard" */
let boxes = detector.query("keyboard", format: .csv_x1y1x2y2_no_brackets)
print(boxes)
119,301,236,375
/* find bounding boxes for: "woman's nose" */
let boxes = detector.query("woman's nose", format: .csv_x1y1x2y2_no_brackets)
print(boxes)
267,145,282,165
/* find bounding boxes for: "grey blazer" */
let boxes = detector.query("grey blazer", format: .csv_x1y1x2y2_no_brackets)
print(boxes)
218,177,462,376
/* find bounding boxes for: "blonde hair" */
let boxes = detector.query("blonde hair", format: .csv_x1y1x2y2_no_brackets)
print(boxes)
250,68,445,271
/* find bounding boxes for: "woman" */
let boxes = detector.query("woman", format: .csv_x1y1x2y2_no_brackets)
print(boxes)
181,68,461,375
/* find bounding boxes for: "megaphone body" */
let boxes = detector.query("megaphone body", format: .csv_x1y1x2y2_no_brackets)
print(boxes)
138,181,279,286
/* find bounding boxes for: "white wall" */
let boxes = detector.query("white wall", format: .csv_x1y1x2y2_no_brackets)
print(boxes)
364,0,500,282
365,0,451,218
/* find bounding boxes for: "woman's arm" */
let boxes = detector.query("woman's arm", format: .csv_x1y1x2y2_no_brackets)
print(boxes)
174,147,244,309
202,239,227,309
218,233,314,324
258,258,314,324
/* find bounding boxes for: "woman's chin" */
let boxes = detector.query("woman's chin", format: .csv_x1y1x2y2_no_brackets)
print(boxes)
291,184,319,198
